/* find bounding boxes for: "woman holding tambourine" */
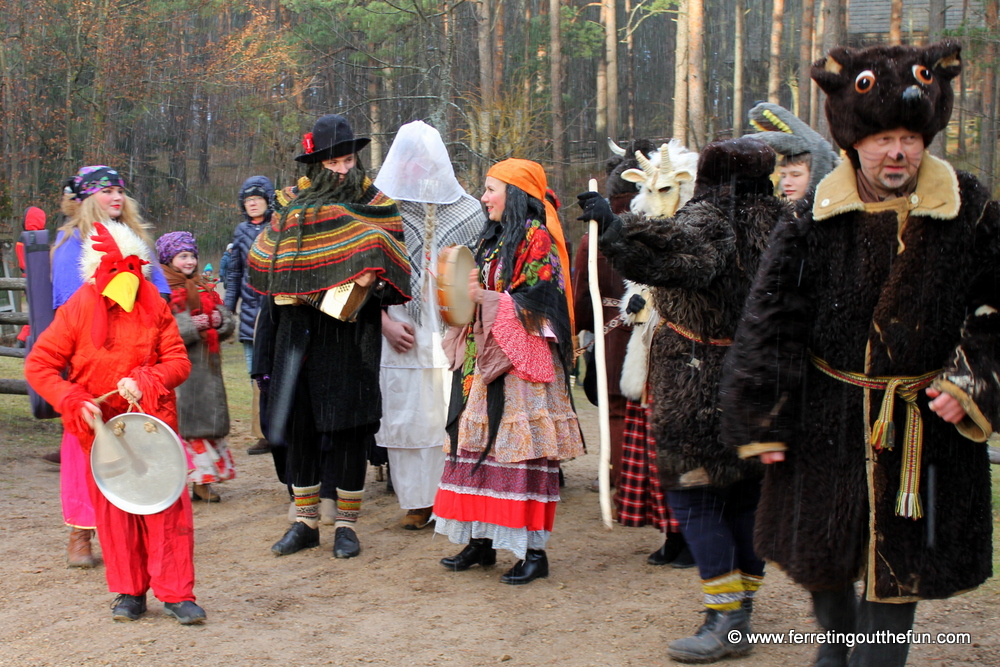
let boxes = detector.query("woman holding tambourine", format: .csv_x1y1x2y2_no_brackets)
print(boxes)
432,159,584,585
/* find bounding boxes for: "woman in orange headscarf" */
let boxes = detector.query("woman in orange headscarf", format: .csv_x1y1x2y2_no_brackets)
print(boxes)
432,159,584,585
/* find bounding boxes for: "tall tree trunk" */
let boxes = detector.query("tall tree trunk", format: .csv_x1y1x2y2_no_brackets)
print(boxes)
492,0,504,106
625,0,636,137
604,0,619,140
0,37,16,213
368,72,382,171
475,0,493,180
957,0,969,158
688,0,706,149
672,0,689,144
810,0,825,129
928,0,946,41
980,0,998,193
768,0,785,104
889,0,903,44
596,56,607,140
817,0,845,141
198,93,210,185
927,0,947,156
432,2,455,141
549,0,565,195
733,0,745,136
798,0,815,122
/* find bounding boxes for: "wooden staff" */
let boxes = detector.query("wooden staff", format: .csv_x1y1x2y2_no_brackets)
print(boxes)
586,178,613,529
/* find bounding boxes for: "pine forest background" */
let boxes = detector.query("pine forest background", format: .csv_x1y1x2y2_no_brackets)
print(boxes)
1,0,999,259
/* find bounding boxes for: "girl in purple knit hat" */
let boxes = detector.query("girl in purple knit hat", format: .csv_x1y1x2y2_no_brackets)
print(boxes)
157,231,237,502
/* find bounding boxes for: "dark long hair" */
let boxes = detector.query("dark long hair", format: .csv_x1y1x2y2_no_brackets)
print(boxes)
266,155,368,289
464,183,572,469
474,183,545,286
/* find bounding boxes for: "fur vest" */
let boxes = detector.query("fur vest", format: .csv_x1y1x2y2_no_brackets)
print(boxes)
600,186,788,488
721,155,998,601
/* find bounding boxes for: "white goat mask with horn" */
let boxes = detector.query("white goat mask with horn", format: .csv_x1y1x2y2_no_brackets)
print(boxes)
620,142,694,219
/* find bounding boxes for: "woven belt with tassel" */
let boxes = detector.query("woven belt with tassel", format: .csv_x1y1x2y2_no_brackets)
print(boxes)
810,353,939,520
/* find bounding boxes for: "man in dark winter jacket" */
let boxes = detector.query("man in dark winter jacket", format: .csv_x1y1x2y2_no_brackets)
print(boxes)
225,175,276,455
722,41,998,667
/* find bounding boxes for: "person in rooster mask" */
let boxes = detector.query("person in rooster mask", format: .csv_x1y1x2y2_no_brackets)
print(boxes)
25,220,205,625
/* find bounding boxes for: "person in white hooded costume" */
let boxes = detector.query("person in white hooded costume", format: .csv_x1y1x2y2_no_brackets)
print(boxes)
372,121,485,529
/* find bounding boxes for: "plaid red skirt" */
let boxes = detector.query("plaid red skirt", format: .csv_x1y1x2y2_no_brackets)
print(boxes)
614,399,677,531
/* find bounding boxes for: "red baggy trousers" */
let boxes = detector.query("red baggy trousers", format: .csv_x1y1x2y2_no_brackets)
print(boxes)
87,466,196,603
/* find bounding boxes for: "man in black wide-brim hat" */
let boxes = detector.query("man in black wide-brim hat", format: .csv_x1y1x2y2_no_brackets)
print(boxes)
248,114,411,560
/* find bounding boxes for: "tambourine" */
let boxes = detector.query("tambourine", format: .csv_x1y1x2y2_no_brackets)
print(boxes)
437,244,476,327
90,412,187,515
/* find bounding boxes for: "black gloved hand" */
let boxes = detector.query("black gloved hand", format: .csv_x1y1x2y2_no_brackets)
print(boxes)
576,192,621,238
626,294,647,315
254,374,270,393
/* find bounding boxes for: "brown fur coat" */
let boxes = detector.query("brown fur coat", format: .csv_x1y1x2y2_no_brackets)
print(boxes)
720,154,998,601
599,139,788,488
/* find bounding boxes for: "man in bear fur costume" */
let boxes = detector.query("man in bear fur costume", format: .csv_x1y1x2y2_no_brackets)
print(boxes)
578,135,789,663
721,40,998,666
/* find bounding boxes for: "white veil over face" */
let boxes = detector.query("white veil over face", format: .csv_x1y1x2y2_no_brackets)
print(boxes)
373,120,465,205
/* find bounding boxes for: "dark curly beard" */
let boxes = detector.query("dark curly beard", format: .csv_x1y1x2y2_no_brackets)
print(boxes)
296,157,368,207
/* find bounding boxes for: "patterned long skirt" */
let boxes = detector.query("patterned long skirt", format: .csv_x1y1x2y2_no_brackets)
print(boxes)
433,450,560,560
183,437,236,485
614,399,676,531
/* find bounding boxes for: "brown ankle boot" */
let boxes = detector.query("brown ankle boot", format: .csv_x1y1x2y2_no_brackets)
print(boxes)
67,528,96,568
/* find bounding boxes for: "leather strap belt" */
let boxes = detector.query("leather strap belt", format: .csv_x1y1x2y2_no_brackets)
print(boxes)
664,321,732,347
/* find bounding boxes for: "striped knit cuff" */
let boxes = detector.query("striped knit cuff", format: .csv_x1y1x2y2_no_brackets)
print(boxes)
334,488,364,529
741,571,765,600
703,570,744,611
292,484,321,528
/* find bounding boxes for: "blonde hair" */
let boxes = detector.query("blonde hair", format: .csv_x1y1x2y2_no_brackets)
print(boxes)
53,189,152,253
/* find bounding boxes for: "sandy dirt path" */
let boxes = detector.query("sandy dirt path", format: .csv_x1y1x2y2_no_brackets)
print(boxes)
0,344,996,666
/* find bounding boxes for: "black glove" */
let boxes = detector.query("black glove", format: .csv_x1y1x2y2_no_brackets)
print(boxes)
576,192,621,238
254,374,270,393
626,294,646,315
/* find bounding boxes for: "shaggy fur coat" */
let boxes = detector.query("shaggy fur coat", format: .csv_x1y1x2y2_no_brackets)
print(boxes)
600,140,788,489
720,154,998,601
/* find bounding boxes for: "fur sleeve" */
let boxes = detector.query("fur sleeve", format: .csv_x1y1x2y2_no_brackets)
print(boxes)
719,215,815,455
174,311,201,346
599,200,736,291
933,199,1000,442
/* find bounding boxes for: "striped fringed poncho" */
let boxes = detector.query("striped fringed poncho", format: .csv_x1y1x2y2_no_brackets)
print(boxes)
247,178,412,305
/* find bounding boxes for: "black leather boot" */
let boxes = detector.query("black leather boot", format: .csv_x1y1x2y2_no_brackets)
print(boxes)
271,521,320,556
500,549,549,585
440,538,496,571
671,544,696,569
647,531,687,566
667,606,752,663
333,526,361,559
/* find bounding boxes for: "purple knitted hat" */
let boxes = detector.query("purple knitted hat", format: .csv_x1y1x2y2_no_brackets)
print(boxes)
156,231,199,265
